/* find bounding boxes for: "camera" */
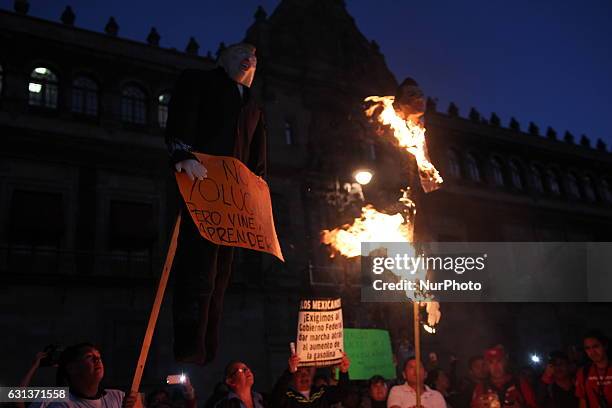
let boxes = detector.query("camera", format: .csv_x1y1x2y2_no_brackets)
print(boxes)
39,344,63,367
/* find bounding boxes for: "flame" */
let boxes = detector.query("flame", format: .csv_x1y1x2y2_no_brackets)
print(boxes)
321,204,413,259
422,300,441,326
364,96,443,191
318,95,445,322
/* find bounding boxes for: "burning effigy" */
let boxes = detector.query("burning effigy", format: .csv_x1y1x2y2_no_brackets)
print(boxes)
321,78,443,313
322,78,442,257
363,79,443,193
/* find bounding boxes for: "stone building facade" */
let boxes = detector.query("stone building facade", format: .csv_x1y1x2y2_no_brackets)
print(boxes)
1,0,611,394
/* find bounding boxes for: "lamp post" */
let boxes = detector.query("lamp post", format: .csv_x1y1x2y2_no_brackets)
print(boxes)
353,169,374,185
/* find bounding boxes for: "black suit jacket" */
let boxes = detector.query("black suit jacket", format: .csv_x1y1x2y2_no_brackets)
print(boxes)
165,67,267,177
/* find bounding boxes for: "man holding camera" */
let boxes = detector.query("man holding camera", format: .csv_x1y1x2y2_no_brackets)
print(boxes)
29,343,138,408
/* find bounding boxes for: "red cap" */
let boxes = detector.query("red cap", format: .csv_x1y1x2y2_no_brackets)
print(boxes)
484,345,506,361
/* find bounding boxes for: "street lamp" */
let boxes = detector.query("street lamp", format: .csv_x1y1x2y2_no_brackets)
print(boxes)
353,169,373,185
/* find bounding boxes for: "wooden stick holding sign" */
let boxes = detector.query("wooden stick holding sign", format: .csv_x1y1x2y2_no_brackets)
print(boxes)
130,213,182,405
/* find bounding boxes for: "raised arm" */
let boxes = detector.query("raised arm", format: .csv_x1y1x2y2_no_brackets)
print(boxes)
270,354,299,408
323,353,351,404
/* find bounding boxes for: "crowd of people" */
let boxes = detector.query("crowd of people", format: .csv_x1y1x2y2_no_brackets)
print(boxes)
16,329,611,408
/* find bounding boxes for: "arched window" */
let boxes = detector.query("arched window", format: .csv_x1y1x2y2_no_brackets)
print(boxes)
71,76,98,116
447,149,461,178
466,153,481,182
601,179,612,203
531,165,544,193
546,169,561,195
121,85,146,124
29,67,58,108
158,93,170,128
490,157,504,186
583,176,596,201
367,141,376,160
509,160,523,189
284,120,294,145
567,173,581,198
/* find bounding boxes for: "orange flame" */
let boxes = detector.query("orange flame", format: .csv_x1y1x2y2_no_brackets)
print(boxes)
364,96,443,191
321,191,415,258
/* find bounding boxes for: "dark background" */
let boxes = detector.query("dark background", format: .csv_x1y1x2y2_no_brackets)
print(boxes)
24,0,612,145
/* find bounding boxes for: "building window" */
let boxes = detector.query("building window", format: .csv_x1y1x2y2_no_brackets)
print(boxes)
447,149,461,178
29,67,58,108
583,176,596,201
9,190,64,246
490,157,504,186
509,160,523,189
368,142,377,161
567,173,581,198
109,201,156,251
271,193,291,239
121,85,146,124
601,179,612,203
531,165,544,193
466,153,481,182
71,76,98,116
158,93,171,128
284,120,294,145
546,169,561,195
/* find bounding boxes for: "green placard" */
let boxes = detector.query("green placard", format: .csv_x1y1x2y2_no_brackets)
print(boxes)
343,328,396,380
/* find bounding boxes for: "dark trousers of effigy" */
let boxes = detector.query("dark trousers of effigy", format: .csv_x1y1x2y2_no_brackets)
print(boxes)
172,208,234,364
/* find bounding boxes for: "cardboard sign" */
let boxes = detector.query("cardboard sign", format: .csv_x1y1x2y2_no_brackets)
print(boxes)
296,298,343,367
343,328,395,380
175,153,284,261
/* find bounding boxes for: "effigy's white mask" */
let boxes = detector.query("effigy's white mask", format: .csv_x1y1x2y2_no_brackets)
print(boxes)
218,46,257,88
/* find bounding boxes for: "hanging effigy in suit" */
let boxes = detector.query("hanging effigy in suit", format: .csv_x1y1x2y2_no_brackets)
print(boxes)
164,43,267,364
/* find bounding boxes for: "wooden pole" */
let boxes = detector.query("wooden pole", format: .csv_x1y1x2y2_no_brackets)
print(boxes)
413,301,422,408
130,213,182,395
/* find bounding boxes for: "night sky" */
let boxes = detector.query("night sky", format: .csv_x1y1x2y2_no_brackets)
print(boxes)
15,0,612,146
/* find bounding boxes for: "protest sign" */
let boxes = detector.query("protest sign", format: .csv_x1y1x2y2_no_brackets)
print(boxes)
175,153,284,261
343,328,395,380
296,298,343,367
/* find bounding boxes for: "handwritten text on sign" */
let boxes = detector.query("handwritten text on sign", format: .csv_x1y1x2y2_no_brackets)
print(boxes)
296,298,343,367
343,328,395,380
175,153,284,261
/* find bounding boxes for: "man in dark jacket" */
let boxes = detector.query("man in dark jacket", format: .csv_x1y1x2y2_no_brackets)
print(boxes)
270,353,351,408
165,43,266,364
